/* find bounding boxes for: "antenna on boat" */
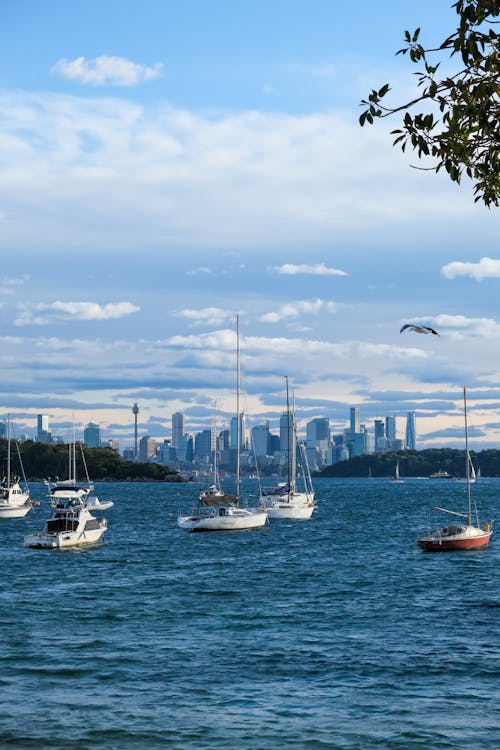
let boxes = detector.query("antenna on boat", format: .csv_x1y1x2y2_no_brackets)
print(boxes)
464,386,472,525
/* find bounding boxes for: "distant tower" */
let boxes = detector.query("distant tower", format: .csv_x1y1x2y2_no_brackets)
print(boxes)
83,421,101,448
405,411,417,450
172,412,184,449
350,407,360,434
132,403,139,460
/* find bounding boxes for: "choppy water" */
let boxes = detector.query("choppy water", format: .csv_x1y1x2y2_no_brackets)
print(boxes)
1,477,499,749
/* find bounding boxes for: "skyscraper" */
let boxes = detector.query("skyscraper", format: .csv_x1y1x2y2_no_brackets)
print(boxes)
83,421,101,448
405,411,417,450
374,419,386,451
350,407,360,435
37,414,52,443
251,422,269,458
385,416,396,442
279,411,295,453
172,412,184,449
306,417,330,443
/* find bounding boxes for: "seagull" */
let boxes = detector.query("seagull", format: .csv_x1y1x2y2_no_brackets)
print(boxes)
400,323,439,335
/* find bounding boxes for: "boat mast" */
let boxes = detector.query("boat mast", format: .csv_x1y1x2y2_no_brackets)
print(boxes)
464,387,471,525
236,315,240,504
286,376,292,495
6,414,10,487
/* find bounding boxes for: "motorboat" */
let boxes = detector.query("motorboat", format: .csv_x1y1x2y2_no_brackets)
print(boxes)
24,497,107,549
178,503,267,532
418,388,493,551
48,439,113,512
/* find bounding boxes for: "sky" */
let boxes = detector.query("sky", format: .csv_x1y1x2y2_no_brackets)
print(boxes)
1,0,500,451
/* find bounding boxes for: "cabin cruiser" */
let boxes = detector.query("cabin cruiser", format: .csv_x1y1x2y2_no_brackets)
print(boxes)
24,495,107,549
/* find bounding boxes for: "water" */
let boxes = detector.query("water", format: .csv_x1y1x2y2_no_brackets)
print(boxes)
1,478,499,749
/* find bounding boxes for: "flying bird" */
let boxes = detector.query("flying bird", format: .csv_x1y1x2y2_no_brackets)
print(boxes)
400,323,439,335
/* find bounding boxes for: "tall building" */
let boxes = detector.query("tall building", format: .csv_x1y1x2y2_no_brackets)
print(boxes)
405,411,417,450
172,412,184,449
385,416,396,442
177,433,194,463
0,421,5,439
350,407,360,435
132,403,139,459
230,413,244,449
194,428,215,461
251,422,270,458
279,411,295,453
37,414,52,443
83,421,101,448
374,419,385,451
306,417,330,444
138,436,157,462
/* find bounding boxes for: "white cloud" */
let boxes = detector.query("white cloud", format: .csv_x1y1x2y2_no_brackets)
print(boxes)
176,307,234,327
0,274,30,296
269,262,347,276
0,91,476,258
441,257,500,281
14,301,140,326
434,313,500,339
51,56,163,86
259,298,337,323
186,267,214,276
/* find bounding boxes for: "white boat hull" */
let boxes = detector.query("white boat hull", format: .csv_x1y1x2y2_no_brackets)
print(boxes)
24,522,107,549
260,492,315,520
178,507,267,532
0,502,32,518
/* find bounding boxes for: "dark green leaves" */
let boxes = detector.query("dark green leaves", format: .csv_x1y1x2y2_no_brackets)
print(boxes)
359,0,500,207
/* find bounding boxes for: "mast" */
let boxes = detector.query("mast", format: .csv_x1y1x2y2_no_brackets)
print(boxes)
286,376,292,494
213,400,218,489
6,414,11,487
464,386,471,524
236,315,240,504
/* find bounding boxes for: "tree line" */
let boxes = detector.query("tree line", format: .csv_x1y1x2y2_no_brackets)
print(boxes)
314,448,500,478
0,440,184,482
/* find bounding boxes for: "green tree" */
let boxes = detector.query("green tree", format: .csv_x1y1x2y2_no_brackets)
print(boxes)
360,0,500,206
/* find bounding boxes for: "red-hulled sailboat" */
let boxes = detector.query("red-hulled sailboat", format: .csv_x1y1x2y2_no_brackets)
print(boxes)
418,388,493,551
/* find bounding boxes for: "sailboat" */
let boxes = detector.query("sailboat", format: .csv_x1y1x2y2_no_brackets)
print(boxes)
259,377,315,520
0,416,32,518
390,460,404,483
418,388,493,551
177,317,267,532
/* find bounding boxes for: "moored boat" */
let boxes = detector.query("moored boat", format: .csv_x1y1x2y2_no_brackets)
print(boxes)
0,417,31,519
24,498,107,549
418,388,493,551
177,316,267,532
259,377,315,520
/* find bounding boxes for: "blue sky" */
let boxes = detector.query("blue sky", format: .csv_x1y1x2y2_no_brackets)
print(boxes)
1,1,500,451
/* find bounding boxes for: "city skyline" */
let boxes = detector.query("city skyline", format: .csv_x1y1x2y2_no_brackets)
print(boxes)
1,2,500,450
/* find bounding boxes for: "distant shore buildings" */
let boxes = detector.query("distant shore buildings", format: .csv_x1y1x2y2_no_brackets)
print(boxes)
1,405,418,475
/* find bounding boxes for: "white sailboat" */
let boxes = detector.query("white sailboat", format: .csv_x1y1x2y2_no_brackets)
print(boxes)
259,377,315,520
418,388,493,551
0,416,32,519
390,460,404,483
178,316,267,532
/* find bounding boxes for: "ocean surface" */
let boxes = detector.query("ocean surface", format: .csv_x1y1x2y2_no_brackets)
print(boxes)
1,477,499,749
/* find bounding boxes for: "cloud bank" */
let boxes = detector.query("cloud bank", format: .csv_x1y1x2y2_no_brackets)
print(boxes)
15,301,140,326
441,256,500,281
51,56,164,86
